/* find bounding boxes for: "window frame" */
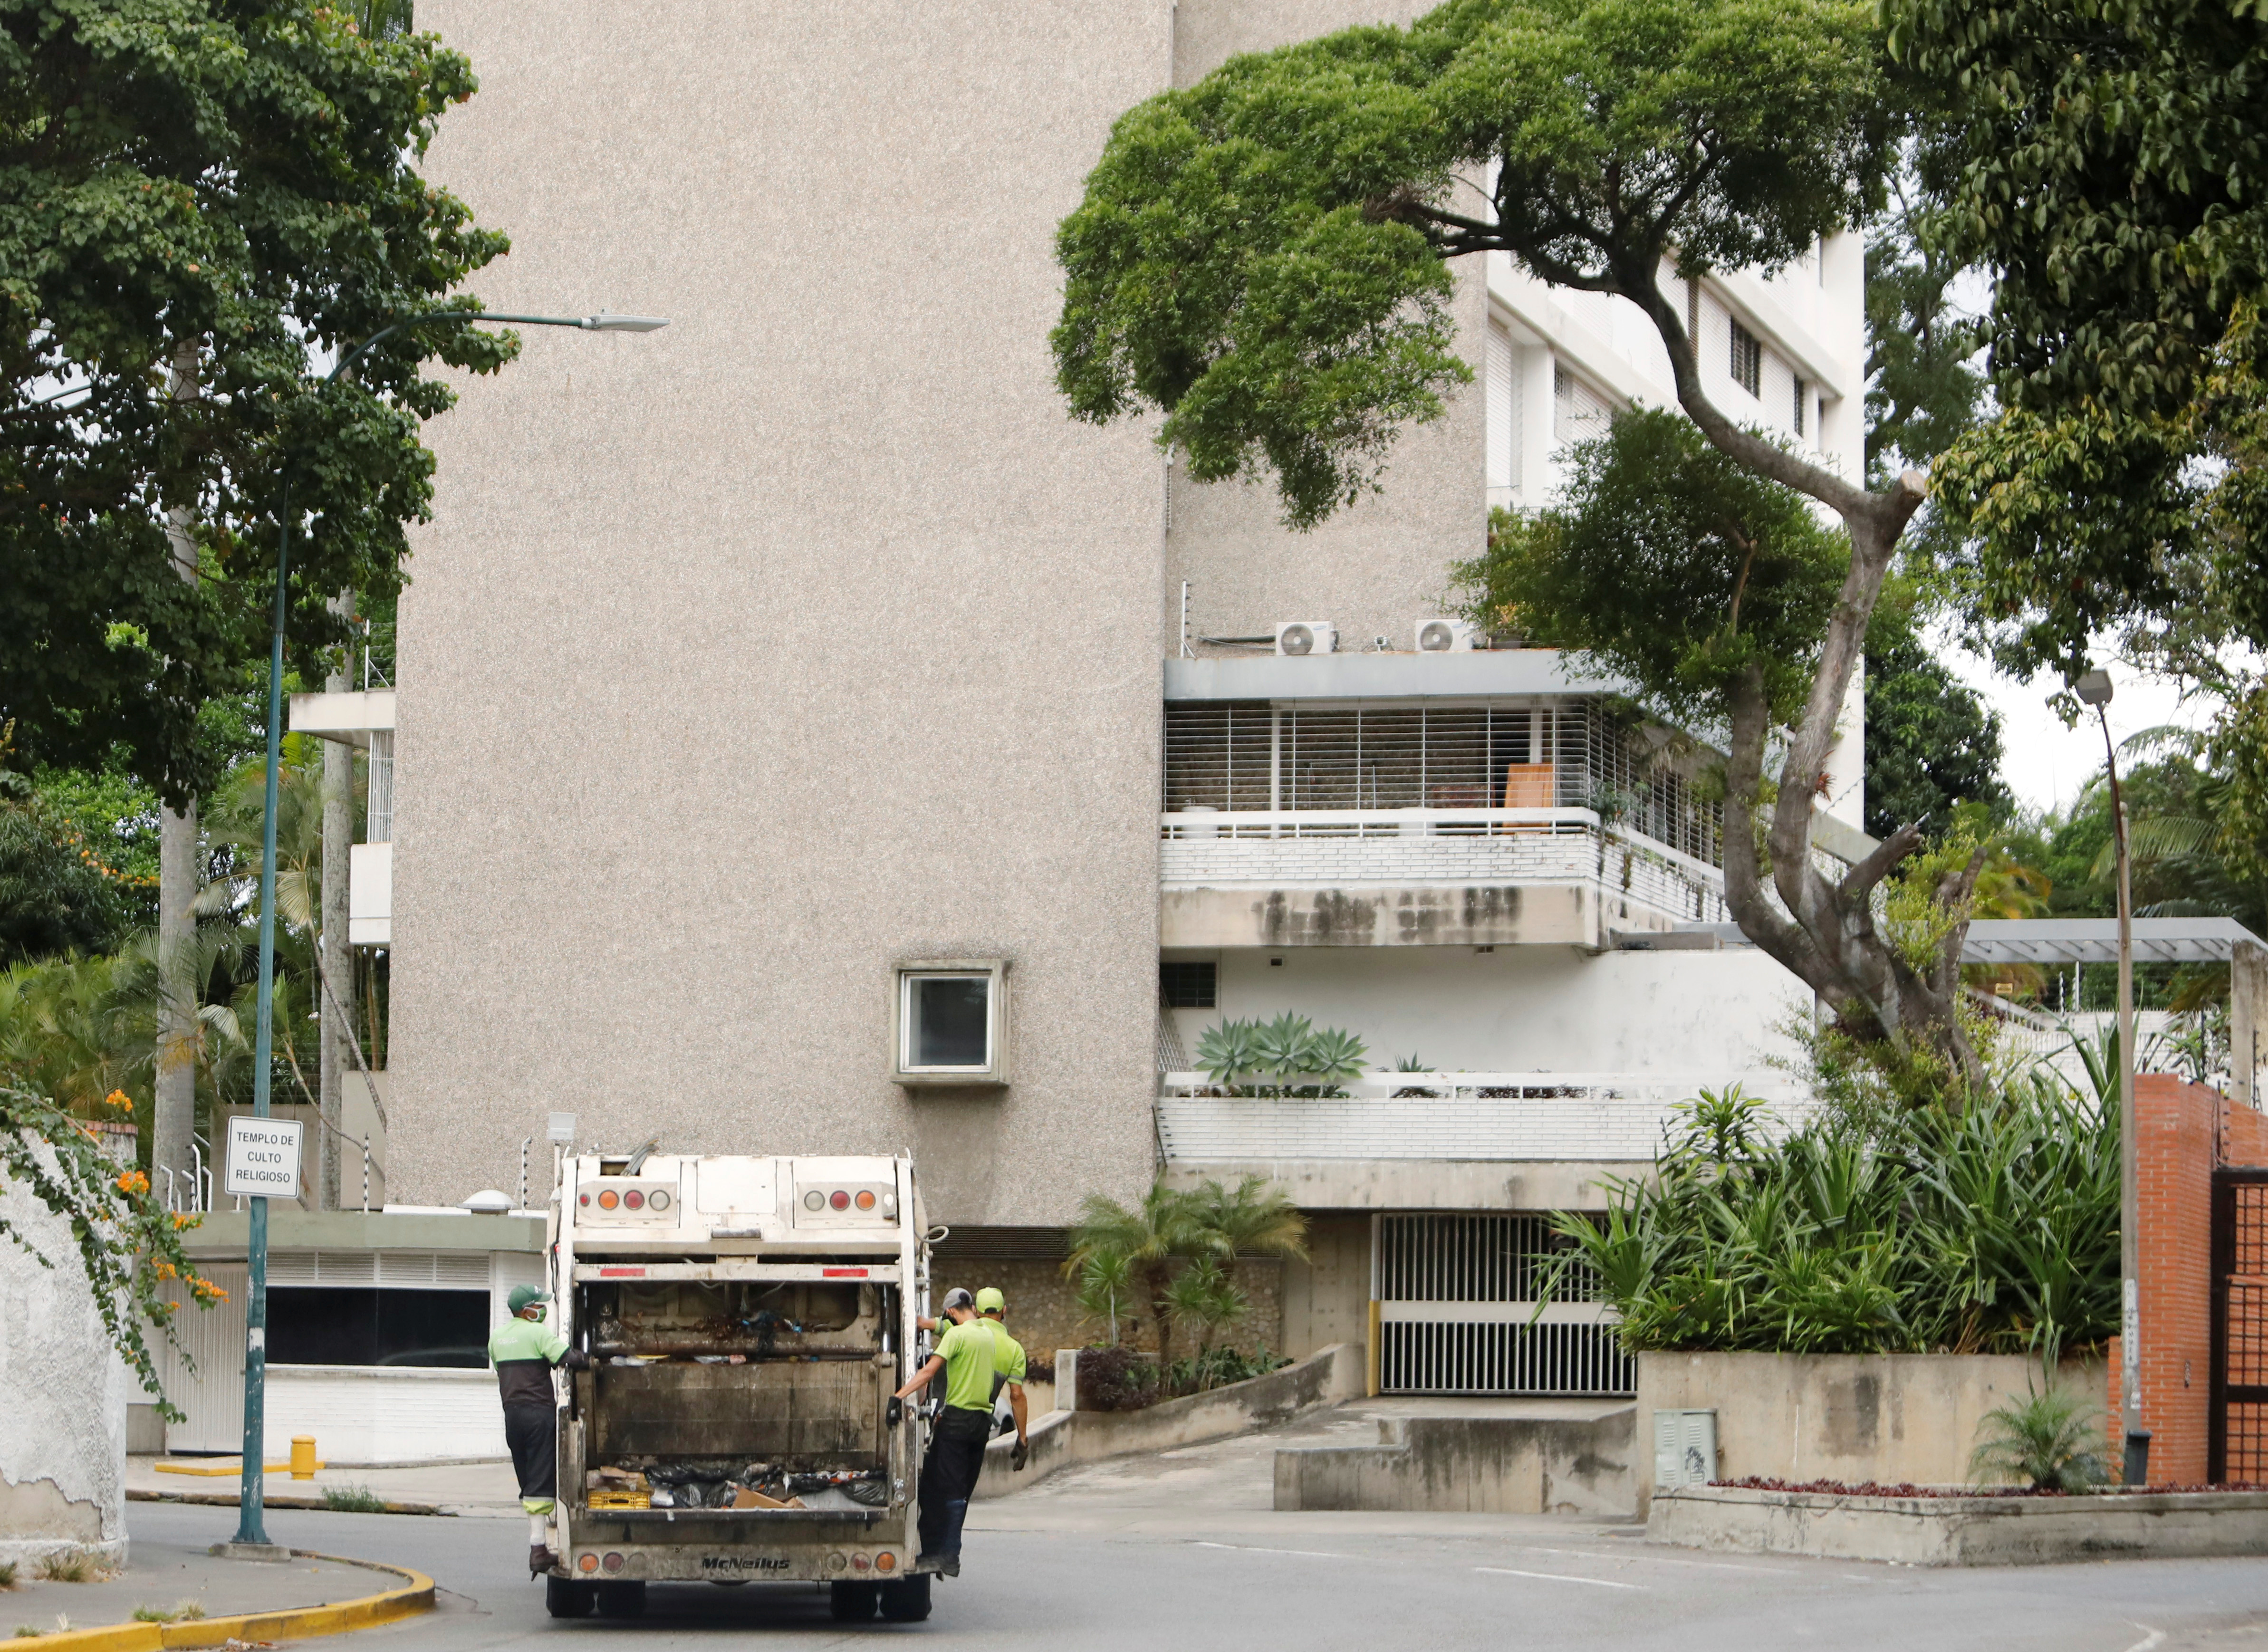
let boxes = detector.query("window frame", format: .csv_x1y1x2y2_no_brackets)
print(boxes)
893,958,1010,1087
1729,318,1762,398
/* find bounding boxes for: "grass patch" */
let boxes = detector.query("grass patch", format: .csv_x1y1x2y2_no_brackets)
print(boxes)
0,1565,14,1592
130,1601,207,1624
31,1553,100,1585
10,1629,36,1640
318,1484,389,1514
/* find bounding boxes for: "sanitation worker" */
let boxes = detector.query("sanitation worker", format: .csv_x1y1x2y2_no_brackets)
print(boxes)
891,1287,997,1575
490,1284,589,1576
974,1287,1031,1470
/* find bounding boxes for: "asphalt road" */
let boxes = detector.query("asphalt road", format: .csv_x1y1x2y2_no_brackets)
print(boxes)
125,1497,2268,1652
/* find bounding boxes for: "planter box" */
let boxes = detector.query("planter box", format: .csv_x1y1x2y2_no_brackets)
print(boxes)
1653,1482,2268,1566
1634,1351,2106,1516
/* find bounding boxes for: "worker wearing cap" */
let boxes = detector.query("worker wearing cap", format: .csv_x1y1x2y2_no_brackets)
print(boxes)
891,1287,997,1575
490,1285,589,1576
974,1287,1031,1470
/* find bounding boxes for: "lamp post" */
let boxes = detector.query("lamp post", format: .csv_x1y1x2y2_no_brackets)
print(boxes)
2076,664,2148,1487
228,310,666,1553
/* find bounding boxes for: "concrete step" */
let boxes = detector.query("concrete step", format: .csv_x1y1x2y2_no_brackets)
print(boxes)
1273,1403,1636,1517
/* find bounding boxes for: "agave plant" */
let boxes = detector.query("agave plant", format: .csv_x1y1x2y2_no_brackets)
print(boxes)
1251,1012,1316,1076
1303,1026,1370,1084
1194,1018,1261,1087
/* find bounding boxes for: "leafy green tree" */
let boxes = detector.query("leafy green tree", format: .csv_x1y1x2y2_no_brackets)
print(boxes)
1,0,514,807
1891,0,2268,687
0,784,135,965
1864,175,1985,487
1052,0,2024,1096
1862,616,2010,843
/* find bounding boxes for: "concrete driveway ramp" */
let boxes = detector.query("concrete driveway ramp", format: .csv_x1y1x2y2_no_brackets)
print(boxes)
1273,1402,1635,1517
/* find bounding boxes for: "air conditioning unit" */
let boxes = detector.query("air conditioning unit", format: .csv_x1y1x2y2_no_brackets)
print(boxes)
1274,621,1337,657
1415,618,1480,653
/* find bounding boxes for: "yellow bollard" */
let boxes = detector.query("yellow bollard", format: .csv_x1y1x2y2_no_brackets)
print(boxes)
289,1436,318,1481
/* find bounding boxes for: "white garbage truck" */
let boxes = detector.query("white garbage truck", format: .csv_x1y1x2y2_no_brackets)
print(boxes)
543,1150,937,1623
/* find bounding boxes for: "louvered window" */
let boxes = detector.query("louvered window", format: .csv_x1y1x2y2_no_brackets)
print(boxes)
1552,365,1611,443
1729,318,1762,396
1486,321,1521,505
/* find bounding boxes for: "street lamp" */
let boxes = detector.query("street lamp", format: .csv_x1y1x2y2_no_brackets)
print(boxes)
2076,665,2148,1487
228,310,666,1554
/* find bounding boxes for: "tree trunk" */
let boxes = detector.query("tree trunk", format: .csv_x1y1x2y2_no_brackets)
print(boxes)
317,657,355,1211
151,346,201,1208
1146,1261,1174,1376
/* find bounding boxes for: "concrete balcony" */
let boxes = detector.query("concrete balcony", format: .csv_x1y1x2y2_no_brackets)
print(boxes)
1155,1069,1802,1210
1158,807,1727,948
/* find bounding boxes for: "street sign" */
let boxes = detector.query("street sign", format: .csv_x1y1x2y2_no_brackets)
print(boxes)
223,1116,303,1201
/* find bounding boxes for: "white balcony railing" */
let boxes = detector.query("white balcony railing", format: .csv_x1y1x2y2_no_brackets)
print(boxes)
1156,1069,1805,1163
1158,807,1727,924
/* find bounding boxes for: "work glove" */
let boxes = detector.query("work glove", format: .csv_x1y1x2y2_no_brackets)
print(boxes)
563,1349,592,1372
1010,1439,1029,1472
887,1397,904,1429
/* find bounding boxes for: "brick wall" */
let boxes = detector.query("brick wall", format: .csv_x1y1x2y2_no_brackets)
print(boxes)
2102,1076,2268,1484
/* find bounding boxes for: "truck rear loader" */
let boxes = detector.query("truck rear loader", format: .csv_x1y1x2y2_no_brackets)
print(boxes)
545,1151,935,1623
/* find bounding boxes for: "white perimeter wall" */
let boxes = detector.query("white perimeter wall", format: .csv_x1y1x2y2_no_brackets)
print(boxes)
1170,947,1808,1078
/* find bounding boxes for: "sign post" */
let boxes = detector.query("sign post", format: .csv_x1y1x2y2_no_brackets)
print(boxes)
221,1115,301,1556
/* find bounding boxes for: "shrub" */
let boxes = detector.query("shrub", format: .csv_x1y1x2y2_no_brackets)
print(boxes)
1194,1013,1367,1094
1077,1344,1160,1412
1539,1079,2118,1359
31,1552,99,1585
1167,1345,1290,1395
0,1566,13,1593
1971,1388,2109,1492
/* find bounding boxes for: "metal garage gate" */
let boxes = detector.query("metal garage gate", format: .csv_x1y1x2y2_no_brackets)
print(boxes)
1374,1213,1633,1397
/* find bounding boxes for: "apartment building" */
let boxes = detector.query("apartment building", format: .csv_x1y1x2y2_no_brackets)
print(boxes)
298,0,1869,1400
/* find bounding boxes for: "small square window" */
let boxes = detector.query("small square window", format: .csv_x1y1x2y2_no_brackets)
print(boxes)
1160,960,1217,1008
894,960,1009,1086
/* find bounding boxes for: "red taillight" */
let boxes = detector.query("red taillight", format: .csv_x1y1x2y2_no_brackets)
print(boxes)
578,1193,590,1207
851,1551,870,1571
830,1190,850,1210
602,1552,625,1574
624,1190,644,1210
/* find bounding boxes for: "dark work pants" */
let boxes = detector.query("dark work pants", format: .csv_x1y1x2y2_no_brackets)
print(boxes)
504,1403,557,1509
916,1406,993,1559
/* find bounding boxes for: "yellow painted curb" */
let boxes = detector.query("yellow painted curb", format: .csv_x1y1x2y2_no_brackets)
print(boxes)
28,1550,434,1652
152,1461,322,1479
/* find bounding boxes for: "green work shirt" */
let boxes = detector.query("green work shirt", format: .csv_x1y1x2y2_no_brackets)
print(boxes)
490,1312,569,1408
935,1319,999,1413
982,1320,1027,1394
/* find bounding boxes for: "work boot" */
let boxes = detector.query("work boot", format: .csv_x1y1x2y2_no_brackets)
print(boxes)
529,1545,558,1577
941,1554,960,1577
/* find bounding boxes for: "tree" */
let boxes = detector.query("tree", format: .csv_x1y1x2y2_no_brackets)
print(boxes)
1,0,516,808
1863,174,1984,488
1862,617,2010,843
1890,0,2268,683
1053,0,2021,1094
1066,1176,1307,1374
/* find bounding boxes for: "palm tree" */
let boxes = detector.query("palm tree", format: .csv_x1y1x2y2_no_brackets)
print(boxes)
1067,1176,1308,1377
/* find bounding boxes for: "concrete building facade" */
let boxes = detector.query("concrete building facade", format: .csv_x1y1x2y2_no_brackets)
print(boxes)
292,0,1870,1395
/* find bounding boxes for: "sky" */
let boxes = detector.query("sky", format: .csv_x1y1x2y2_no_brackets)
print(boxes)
1929,630,2220,817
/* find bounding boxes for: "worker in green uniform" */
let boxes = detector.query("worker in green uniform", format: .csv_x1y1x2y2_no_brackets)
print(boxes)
973,1287,1031,1469
489,1285,589,1576
891,1287,1010,1575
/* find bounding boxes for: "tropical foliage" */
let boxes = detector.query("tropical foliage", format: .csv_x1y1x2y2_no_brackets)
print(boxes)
1066,1176,1307,1386
1970,1386,2108,1493
1540,1085,2118,1362
1194,1013,1368,1093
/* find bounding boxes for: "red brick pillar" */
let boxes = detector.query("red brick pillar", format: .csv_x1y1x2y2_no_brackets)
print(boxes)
2103,1076,2267,1484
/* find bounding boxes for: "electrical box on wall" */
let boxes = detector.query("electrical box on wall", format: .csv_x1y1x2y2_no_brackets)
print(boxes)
1653,1408,1718,1489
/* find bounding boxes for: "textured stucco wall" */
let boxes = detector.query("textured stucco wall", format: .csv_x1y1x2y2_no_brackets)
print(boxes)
0,1162,129,1562
394,2,1175,1222
1166,0,1488,659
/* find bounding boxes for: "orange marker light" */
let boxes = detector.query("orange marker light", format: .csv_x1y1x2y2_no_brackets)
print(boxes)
597,1190,619,1210
855,1190,876,1211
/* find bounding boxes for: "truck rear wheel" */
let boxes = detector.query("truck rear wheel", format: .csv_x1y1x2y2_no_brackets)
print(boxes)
545,1576,596,1618
830,1581,881,1621
595,1581,646,1618
878,1575,932,1622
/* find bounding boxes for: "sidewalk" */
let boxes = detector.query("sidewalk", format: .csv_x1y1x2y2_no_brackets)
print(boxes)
126,1457,524,1519
0,1535,403,1642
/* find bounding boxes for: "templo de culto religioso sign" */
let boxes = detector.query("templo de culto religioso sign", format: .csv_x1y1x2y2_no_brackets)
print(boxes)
223,1116,304,1201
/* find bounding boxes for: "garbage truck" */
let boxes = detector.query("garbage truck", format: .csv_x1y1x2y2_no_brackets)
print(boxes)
543,1151,936,1623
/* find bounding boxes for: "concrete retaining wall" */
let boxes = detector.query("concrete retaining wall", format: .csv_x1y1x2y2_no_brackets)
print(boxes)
974,1342,1363,1498
1273,1407,1635,1517
1634,1351,2106,1516
1652,1482,2268,1566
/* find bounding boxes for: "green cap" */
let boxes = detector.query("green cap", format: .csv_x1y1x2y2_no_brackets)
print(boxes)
508,1285,552,1315
974,1287,1005,1314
